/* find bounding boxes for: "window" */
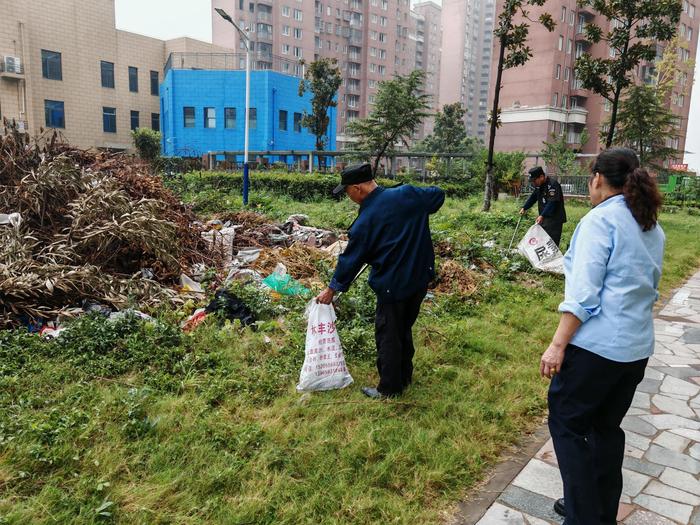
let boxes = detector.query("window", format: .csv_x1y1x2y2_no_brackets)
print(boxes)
294,27,303,39
561,95,567,109
558,35,563,51
567,39,572,54
564,67,571,81
249,108,257,129
130,110,139,130
41,50,62,80
150,71,159,96
277,109,288,131
282,6,290,16
294,47,303,58
561,6,567,21
552,93,558,107
294,8,303,20
183,107,195,128
128,66,138,92
151,113,160,131
282,44,290,54
101,61,115,88
204,107,216,128
555,64,561,79
44,100,65,128
102,107,117,133
282,25,290,36
224,108,236,129
294,112,302,132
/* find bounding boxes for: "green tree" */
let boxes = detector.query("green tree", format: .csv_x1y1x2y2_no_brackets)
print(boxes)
540,130,589,178
298,58,342,165
612,36,693,168
484,0,555,212
423,103,467,152
346,70,430,177
574,0,681,148
131,128,161,161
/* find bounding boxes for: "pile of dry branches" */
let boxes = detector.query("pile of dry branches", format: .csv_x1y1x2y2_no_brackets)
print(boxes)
0,128,211,326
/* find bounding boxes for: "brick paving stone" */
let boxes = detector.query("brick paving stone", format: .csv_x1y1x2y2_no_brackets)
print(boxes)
631,391,651,409
690,443,700,461
640,414,700,431
643,480,700,506
534,439,558,467
644,368,665,380
511,459,563,501
625,444,645,459
625,430,652,451
498,485,563,524
683,327,700,344
636,378,663,394
621,416,658,436
476,502,552,525
627,408,651,416
654,354,700,366
656,366,700,380
624,510,678,525
617,503,635,522
651,394,696,418
645,444,700,474
623,456,665,477
622,468,651,497
653,431,691,453
633,493,693,523
659,467,700,496
670,428,700,442
661,375,700,397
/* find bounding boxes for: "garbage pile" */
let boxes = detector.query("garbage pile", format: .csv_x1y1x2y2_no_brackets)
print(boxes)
0,128,213,327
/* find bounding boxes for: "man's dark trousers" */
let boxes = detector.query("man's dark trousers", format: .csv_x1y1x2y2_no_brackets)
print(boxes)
542,218,563,247
374,288,427,395
548,345,647,525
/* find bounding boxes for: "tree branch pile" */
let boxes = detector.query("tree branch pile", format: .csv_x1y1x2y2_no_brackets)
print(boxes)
0,128,213,326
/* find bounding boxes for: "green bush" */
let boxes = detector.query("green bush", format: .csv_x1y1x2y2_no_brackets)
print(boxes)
168,171,476,201
131,128,162,161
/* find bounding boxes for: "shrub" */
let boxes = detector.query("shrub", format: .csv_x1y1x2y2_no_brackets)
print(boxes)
131,128,162,161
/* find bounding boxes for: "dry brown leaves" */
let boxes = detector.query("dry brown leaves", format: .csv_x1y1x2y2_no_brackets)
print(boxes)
432,259,480,296
251,244,332,281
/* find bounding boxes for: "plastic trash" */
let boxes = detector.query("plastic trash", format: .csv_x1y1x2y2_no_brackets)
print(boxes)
108,310,155,323
205,290,255,326
180,274,204,294
322,240,348,257
517,224,564,274
296,301,353,392
262,263,310,296
0,212,22,228
182,308,207,332
224,267,264,285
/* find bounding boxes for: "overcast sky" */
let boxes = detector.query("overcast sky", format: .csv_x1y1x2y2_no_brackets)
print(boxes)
115,0,699,171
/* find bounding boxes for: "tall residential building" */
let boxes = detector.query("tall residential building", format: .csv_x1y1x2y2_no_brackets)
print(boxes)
491,0,699,160
0,0,227,151
438,0,497,141
411,1,442,139
211,0,416,148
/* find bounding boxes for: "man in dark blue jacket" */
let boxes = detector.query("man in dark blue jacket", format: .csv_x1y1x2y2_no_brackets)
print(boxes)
520,166,567,246
316,163,445,399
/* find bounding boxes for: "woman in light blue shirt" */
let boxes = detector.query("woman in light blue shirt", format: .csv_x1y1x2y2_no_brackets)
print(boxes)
540,148,664,525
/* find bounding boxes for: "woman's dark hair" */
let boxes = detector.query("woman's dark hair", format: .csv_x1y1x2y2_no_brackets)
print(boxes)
592,147,662,231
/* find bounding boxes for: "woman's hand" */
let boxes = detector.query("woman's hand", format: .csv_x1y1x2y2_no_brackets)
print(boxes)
540,343,566,379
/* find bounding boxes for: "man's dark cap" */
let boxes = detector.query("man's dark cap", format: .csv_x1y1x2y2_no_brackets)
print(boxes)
528,166,545,179
332,163,374,195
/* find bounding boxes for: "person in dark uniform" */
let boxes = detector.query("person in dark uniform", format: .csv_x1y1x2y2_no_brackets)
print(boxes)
316,163,445,399
520,166,567,246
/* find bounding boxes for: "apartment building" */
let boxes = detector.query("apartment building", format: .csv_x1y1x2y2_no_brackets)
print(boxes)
211,0,418,147
491,0,699,160
412,1,442,139
438,0,497,141
0,0,228,151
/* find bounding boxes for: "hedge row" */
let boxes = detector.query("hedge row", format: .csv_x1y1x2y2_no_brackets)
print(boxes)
168,171,478,201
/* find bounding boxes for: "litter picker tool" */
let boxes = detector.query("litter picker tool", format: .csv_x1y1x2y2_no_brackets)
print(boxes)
508,215,524,251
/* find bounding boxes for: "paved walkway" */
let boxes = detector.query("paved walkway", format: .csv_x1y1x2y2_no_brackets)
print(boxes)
474,270,700,525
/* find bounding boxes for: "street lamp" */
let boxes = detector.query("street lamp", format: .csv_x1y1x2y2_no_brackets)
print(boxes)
215,7,251,206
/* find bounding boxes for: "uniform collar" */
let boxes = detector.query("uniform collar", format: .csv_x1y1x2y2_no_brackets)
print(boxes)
360,186,384,210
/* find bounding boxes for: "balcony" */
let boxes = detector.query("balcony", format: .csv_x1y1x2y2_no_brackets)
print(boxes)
567,107,588,125
256,11,272,23
575,31,591,45
571,80,589,98
577,4,595,17
257,30,273,43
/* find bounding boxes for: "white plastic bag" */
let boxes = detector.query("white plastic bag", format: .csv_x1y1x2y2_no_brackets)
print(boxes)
517,224,564,274
296,301,353,392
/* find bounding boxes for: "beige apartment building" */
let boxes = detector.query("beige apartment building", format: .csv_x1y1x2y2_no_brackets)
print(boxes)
490,0,699,160
211,0,434,147
0,0,224,151
438,0,497,141
412,1,442,139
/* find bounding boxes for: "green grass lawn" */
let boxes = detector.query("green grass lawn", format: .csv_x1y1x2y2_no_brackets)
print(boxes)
1,191,699,524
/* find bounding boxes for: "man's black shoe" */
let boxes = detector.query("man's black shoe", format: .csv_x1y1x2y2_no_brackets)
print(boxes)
553,498,565,517
361,387,384,399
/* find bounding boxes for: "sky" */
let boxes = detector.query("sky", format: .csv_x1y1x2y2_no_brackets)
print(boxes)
115,0,699,171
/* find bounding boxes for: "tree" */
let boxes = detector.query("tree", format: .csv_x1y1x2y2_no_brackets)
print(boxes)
540,130,589,178
298,58,342,167
346,70,430,177
574,0,681,148
422,103,467,152
612,36,693,168
483,0,555,212
131,128,161,161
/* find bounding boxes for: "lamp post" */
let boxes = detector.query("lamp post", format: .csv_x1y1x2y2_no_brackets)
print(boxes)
215,7,251,205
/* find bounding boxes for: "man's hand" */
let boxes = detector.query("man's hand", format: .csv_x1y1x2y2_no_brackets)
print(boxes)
519,208,526,215
316,287,335,304
535,215,544,225
540,343,565,379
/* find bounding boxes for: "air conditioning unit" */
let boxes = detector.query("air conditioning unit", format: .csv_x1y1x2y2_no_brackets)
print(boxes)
3,56,23,74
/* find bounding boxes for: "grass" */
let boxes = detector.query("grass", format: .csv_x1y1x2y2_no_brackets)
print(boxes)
1,190,699,524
